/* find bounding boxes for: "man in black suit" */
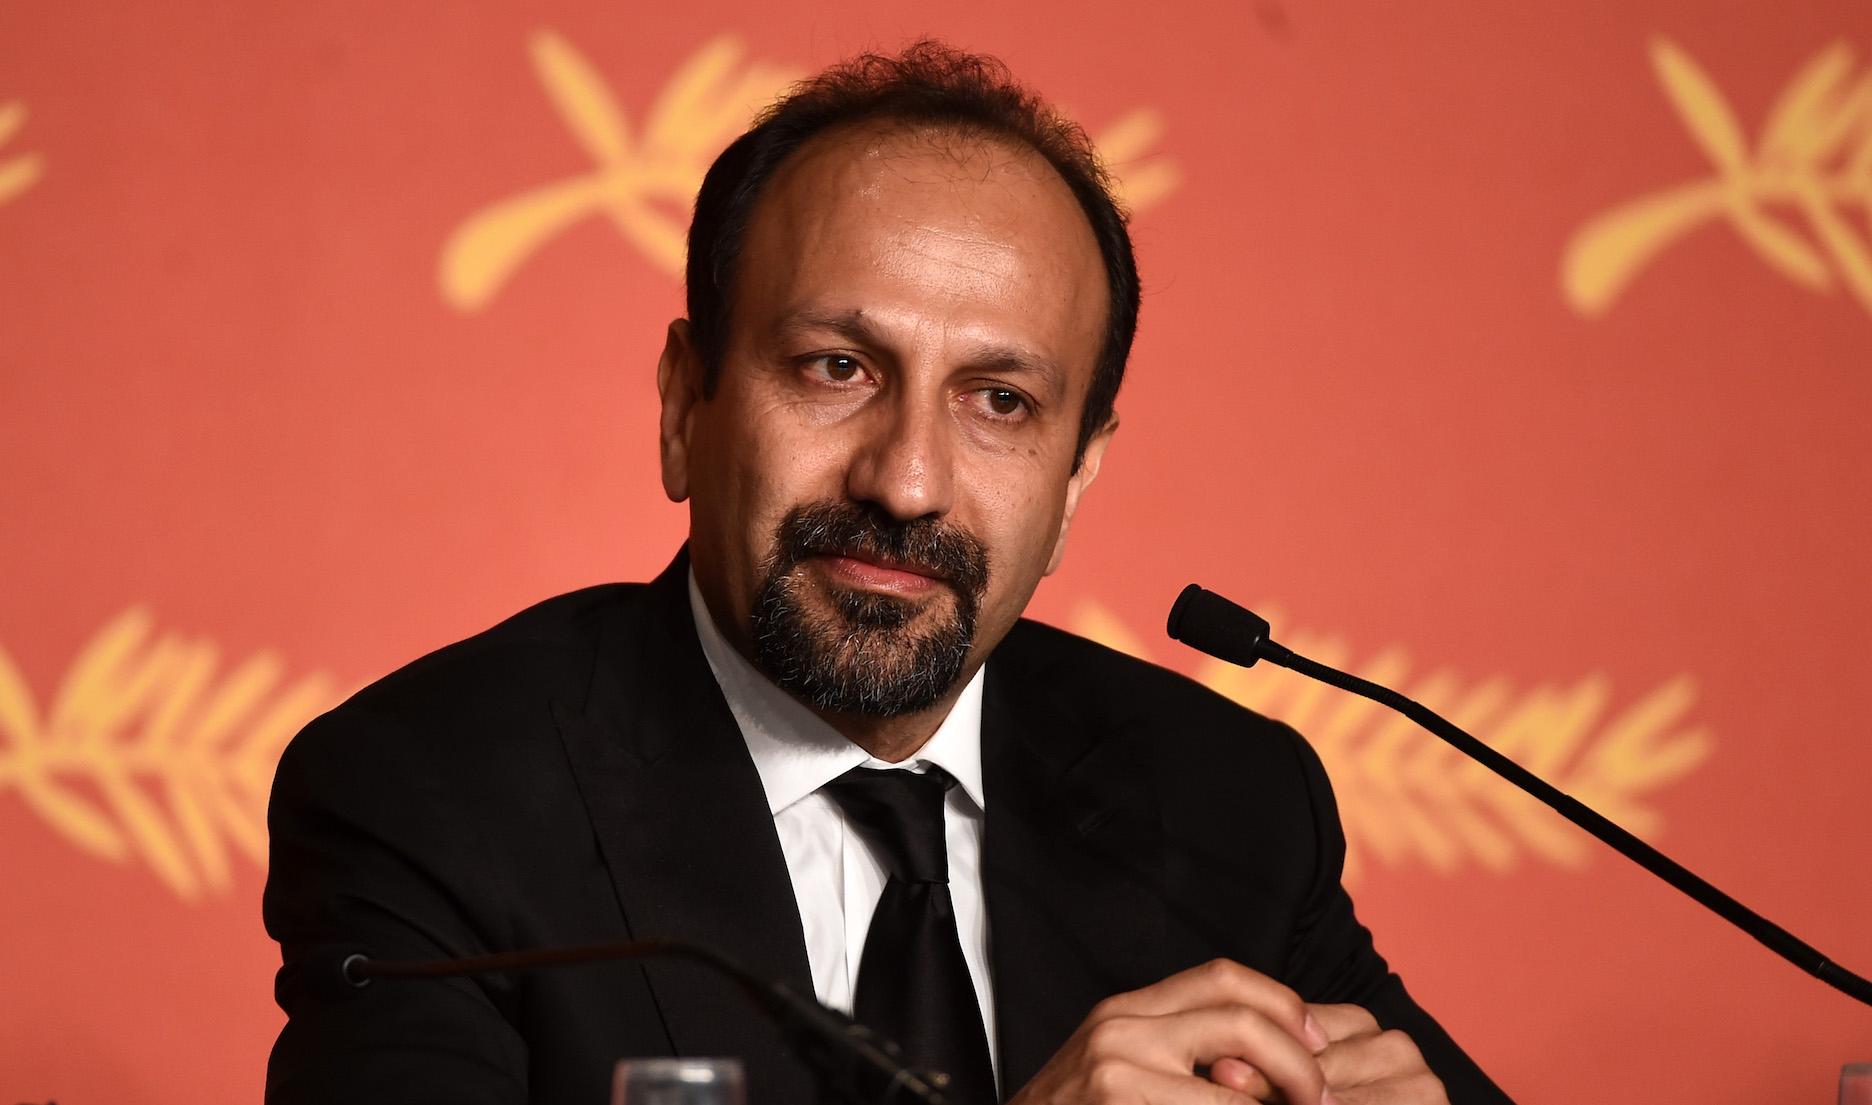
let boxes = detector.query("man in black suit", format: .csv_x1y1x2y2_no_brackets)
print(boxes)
265,43,1511,1105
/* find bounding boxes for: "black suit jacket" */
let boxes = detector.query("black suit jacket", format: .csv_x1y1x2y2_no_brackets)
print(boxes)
264,552,1512,1103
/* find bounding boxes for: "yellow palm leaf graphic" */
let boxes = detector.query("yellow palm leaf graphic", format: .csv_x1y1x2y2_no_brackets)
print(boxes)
0,99,45,208
441,31,1181,312
1758,42,1860,165
1563,37,1872,317
1071,602,1712,880
1094,108,1182,213
533,30,634,166
1653,38,1749,173
0,609,339,901
439,32,790,308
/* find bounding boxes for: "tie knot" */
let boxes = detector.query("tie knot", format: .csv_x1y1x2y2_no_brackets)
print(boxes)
821,765,953,884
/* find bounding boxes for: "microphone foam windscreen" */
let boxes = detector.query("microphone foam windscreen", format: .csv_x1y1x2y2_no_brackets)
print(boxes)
1166,584,1271,668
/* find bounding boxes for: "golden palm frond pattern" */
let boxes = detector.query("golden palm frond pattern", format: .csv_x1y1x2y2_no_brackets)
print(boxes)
0,98,45,207
0,609,338,901
440,30,1180,311
5,600,1707,897
1072,602,1713,880
1564,37,1872,317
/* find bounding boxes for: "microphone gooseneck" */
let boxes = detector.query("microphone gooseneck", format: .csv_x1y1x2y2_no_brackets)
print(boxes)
1167,583,1872,1009
313,938,964,1105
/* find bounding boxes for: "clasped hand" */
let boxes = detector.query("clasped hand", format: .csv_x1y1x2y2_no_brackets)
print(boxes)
1007,959,1448,1105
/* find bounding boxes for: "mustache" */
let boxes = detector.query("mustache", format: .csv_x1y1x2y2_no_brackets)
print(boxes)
773,501,990,599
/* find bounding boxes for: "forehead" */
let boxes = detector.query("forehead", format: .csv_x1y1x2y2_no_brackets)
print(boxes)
732,122,1108,381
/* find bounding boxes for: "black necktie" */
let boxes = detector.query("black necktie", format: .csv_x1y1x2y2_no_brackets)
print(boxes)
821,766,997,1105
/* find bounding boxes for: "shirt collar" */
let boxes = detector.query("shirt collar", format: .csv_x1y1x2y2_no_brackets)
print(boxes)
687,569,986,816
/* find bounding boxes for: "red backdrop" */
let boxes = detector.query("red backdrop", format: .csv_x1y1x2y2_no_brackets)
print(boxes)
4,3,1870,1101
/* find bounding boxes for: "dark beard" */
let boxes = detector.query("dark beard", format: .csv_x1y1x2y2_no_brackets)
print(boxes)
750,501,990,717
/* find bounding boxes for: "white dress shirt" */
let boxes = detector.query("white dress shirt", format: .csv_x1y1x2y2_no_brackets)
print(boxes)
687,573,999,1078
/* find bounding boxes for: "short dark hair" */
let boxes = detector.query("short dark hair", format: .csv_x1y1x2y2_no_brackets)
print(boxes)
685,40,1139,466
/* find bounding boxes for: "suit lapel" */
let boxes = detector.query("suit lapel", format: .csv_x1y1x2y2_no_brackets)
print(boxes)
553,552,816,1097
982,639,1174,1096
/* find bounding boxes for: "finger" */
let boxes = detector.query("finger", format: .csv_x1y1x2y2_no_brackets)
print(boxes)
1317,1030,1429,1090
1215,1026,1424,1101
1218,1004,1370,1097
1141,1005,1328,1105
1208,1056,1274,1101
1100,1063,1268,1105
1096,959,1326,1050
1330,1070,1449,1105
1307,1004,1379,1044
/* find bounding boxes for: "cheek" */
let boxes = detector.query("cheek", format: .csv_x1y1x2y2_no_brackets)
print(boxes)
963,458,1072,585
692,395,852,536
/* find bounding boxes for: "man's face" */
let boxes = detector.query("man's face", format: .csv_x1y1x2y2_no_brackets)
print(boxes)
659,123,1113,720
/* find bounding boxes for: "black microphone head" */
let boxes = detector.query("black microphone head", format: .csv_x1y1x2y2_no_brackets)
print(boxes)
1167,584,1273,668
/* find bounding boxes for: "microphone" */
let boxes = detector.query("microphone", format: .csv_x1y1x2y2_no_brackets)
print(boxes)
288,937,966,1105
1167,583,1872,1009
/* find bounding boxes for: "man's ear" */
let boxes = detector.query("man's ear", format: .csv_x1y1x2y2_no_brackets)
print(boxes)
656,319,704,503
1044,414,1118,575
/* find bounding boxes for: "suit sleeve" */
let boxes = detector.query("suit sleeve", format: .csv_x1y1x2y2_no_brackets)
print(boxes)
1276,723,1517,1105
263,705,529,1104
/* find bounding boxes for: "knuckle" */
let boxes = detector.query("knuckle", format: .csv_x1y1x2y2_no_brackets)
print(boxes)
1379,1028,1425,1066
1085,1058,1132,1098
1083,1015,1134,1058
1198,957,1240,984
1196,958,1306,1024
1267,988,1307,1026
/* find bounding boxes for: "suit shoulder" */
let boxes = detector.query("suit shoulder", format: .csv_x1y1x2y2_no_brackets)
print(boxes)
993,617,1336,844
284,582,652,772
996,616,1297,745
354,583,641,711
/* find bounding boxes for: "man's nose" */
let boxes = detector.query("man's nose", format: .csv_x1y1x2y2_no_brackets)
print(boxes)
844,389,956,522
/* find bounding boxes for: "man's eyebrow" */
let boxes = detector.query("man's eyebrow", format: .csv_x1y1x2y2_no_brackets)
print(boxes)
960,343,1061,391
769,308,887,347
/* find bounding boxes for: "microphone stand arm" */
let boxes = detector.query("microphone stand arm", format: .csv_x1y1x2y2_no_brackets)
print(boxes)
344,938,959,1105
1169,583,1872,1009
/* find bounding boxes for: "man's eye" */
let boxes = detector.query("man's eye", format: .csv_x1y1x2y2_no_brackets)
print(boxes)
808,355,864,383
980,389,1025,415
979,388,1029,418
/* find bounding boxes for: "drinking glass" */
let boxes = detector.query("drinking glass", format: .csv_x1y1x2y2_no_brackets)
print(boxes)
1842,1063,1872,1105
613,1057,746,1105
